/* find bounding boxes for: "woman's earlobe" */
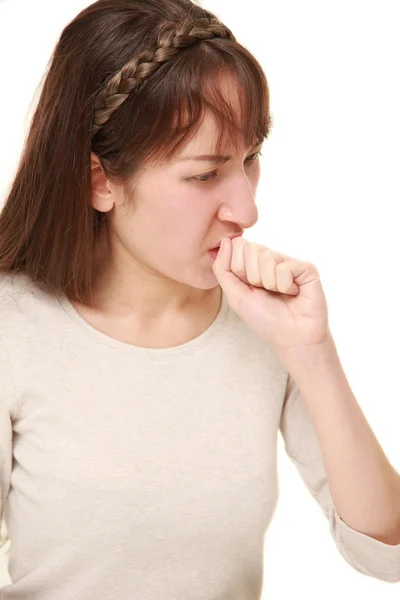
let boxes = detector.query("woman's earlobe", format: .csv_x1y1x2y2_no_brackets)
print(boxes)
90,155,114,212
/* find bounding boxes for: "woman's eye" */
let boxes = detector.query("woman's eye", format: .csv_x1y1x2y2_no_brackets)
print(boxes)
193,151,262,183
194,172,218,183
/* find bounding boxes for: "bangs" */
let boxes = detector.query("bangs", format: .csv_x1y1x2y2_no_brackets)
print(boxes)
140,38,273,166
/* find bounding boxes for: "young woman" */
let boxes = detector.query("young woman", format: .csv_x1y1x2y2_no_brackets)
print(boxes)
0,1,399,598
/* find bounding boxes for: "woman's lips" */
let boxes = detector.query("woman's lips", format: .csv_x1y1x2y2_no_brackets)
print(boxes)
208,248,220,260
208,235,242,260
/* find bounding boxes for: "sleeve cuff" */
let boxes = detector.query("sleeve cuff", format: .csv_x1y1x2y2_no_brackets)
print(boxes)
329,507,400,583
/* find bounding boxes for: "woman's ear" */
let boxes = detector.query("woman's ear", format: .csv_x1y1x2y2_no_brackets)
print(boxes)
90,152,114,213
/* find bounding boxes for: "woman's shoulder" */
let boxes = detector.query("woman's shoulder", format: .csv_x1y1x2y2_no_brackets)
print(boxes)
0,271,39,309
0,271,59,330
0,272,66,372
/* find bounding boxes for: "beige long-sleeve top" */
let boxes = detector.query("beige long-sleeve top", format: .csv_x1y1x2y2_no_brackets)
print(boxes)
0,271,399,599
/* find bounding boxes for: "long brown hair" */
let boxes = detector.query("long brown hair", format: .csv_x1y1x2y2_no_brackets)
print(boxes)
0,0,273,306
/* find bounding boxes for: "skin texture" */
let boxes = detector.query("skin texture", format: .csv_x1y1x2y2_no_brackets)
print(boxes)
81,77,263,343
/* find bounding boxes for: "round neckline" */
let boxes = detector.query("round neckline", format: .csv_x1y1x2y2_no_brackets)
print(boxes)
55,288,229,360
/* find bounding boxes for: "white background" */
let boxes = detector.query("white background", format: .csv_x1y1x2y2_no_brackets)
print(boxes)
0,0,399,597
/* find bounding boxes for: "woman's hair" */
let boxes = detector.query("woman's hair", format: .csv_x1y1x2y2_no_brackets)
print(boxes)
0,0,272,305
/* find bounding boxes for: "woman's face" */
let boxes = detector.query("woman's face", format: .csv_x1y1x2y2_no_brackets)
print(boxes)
101,110,262,296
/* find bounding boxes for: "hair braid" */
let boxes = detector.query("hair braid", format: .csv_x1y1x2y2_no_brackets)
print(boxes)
91,16,235,137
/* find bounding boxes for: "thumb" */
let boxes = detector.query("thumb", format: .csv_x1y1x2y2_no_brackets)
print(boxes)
212,237,253,304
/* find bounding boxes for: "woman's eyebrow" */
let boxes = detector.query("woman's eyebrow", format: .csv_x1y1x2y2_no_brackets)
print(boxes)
177,143,262,164
177,154,231,164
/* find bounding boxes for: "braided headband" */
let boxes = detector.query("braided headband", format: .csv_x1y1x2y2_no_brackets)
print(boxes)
91,16,235,137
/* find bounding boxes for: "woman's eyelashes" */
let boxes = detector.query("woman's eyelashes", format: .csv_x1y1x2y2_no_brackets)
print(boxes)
193,151,263,183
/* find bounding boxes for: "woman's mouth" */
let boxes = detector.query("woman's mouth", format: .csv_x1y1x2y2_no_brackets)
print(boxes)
208,247,220,260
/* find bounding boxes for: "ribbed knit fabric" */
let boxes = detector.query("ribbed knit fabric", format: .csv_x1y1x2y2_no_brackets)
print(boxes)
1,272,399,599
